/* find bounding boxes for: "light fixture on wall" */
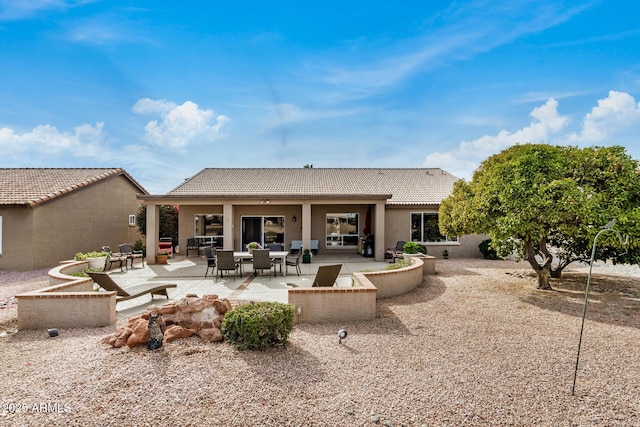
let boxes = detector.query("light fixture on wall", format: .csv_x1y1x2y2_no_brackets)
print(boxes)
260,199,270,204
292,216,297,222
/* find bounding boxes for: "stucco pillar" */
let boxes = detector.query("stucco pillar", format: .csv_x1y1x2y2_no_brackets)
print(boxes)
223,203,233,250
146,204,159,264
374,201,386,262
302,202,311,252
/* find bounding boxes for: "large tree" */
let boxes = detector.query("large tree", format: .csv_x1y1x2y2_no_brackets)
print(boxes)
439,144,640,290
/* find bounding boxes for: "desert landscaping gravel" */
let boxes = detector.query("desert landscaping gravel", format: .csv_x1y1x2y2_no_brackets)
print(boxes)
1,259,639,426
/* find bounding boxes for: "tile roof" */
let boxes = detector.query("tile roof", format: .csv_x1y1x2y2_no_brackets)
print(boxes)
0,168,148,206
166,168,460,205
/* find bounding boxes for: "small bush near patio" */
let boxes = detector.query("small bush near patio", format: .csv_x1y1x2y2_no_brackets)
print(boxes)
386,259,412,270
403,241,427,254
479,239,500,260
222,302,294,350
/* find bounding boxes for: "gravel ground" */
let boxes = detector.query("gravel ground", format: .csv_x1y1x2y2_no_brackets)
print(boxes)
1,259,639,426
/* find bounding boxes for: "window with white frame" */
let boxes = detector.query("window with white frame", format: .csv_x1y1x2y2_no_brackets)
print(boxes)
411,212,457,243
326,213,359,247
128,214,136,226
194,214,224,247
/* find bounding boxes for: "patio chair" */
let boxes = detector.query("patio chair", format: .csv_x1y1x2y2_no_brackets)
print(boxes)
204,246,216,277
310,240,319,255
216,250,241,280
101,246,127,272
285,248,302,276
290,240,303,254
252,249,275,279
267,243,284,273
87,272,176,303
119,243,145,269
387,240,405,263
311,264,342,287
186,238,200,257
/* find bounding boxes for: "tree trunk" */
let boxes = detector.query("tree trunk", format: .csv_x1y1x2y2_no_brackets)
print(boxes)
536,269,552,290
524,238,554,290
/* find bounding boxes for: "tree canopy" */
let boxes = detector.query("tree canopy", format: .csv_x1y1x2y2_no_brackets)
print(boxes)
439,144,640,290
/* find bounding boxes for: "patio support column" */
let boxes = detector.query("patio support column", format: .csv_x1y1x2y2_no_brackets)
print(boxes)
223,203,233,250
146,203,159,264
302,202,312,252
374,201,386,262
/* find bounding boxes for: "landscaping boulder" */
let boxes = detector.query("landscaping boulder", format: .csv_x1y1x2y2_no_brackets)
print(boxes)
102,295,234,348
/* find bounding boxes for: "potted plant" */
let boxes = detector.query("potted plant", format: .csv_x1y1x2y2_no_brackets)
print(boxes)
246,241,262,254
302,248,311,264
442,249,449,259
156,251,170,264
75,251,110,270
402,242,427,260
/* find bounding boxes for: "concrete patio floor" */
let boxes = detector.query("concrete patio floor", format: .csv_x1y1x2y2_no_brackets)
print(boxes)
111,253,391,318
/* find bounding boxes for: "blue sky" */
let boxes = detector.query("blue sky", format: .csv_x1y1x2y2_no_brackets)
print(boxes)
1,0,639,193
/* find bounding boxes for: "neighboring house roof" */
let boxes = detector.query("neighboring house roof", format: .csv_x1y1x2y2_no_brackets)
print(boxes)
165,168,459,205
0,168,148,206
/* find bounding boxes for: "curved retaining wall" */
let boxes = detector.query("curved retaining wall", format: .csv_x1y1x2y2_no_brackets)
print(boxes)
288,256,434,323
16,261,117,329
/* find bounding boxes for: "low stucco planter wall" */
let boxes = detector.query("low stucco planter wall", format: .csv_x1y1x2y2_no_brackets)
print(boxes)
365,256,425,299
288,280,377,324
16,260,117,329
287,256,435,323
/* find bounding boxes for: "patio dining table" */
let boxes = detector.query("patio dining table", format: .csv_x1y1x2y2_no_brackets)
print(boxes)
233,251,289,277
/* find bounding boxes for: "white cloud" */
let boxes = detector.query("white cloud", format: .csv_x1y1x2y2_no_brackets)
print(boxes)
568,90,640,143
0,122,106,156
425,98,570,180
132,99,230,148
425,91,640,180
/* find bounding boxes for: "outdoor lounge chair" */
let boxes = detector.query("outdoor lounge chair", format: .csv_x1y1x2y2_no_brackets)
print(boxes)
311,264,342,287
290,240,303,254
87,272,176,303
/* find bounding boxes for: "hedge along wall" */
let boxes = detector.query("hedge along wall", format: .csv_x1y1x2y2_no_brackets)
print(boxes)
16,260,117,329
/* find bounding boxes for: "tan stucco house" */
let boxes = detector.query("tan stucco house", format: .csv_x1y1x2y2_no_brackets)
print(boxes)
140,168,484,263
0,168,148,271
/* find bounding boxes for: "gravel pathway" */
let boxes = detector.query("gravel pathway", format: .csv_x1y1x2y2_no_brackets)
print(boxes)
1,259,639,426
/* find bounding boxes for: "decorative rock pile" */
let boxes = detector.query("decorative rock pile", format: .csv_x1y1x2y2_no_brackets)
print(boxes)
102,294,233,348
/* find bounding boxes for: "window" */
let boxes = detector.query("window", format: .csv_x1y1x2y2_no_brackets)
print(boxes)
194,214,224,247
128,215,136,226
411,212,457,243
326,213,359,247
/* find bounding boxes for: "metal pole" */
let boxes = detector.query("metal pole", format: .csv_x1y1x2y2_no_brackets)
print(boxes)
571,224,624,395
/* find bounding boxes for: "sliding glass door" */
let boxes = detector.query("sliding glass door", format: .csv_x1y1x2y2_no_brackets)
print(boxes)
241,216,285,250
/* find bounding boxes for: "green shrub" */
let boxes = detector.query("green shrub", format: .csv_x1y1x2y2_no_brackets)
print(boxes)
74,251,110,261
479,239,500,260
68,267,104,278
402,241,427,254
386,259,412,270
222,302,294,350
